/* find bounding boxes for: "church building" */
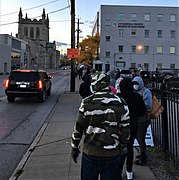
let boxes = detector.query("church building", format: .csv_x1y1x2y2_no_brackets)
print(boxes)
17,8,57,69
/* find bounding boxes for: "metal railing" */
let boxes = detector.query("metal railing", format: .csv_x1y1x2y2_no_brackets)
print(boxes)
150,84,179,169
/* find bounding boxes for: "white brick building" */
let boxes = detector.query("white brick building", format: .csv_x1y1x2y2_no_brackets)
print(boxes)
92,5,179,72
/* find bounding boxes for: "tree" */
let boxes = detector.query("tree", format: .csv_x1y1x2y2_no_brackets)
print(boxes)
78,33,100,65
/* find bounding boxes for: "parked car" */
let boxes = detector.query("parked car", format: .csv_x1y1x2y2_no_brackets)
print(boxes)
4,69,52,103
140,70,150,80
120,69,132,79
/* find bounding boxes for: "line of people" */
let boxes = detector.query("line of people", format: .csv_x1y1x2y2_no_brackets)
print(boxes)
71,69,152,180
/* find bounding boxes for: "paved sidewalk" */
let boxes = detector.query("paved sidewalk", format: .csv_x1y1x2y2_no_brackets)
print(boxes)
9,77,157,180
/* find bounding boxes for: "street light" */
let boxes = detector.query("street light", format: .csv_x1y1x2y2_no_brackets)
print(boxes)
136,45,143,52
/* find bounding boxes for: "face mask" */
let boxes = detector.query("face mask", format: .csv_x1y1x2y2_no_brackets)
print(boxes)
133,85,139,91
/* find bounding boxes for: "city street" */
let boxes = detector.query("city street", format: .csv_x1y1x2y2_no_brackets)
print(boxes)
0,69,70,180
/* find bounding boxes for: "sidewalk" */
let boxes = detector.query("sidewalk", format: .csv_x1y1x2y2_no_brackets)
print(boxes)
9,77,157,180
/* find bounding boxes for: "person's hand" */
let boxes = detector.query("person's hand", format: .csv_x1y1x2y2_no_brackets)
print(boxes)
71,148,80,163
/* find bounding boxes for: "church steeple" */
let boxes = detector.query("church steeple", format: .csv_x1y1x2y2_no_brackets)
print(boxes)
18,7,23,21
46,14,49,28
42,8,46,20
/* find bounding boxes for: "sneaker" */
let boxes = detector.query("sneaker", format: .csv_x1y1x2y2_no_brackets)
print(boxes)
134,159,147,166
136,154,147,160
126,171,133,180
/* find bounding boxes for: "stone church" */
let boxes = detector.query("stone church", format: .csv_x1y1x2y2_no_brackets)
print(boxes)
17,8,57,69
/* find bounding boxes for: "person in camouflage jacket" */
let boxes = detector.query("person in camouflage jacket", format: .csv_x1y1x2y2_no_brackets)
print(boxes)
71,72,130,180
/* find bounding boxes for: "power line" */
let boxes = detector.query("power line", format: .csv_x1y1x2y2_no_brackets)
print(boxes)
0,6,70,26
0,0,61,17
34,6,70,18
50,19,70,22
0,21,18,26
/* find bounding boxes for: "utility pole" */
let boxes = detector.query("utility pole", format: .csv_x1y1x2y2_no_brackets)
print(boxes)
76,18,83,48
76,18,80,48
96,12,100,59
70,0,75,92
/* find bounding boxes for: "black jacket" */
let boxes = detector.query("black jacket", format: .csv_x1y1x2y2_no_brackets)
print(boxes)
118,79,146,125
79,74,92,99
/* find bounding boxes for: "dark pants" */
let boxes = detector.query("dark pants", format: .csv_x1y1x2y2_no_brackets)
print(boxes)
137,120,151,156
126,122,138,172
81,153,123,180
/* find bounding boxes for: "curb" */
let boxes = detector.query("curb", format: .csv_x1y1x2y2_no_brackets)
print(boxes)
9,123,49,180
9,92,62,180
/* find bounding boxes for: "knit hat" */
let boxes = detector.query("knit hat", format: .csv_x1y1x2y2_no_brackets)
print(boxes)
90,72,110,93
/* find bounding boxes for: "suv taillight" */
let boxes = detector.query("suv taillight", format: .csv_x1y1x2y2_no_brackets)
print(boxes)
4,80,10,88
38,80,43,89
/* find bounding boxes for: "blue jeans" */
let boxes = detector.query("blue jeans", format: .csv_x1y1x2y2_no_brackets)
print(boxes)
81,153,123,180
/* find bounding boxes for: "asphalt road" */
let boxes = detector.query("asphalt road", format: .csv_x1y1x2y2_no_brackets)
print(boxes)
0,69,70,180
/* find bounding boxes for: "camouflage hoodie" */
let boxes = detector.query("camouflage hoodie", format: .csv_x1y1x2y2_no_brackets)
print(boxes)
71,72,130,157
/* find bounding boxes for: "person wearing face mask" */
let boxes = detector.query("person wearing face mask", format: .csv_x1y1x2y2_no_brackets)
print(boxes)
132,76,152,166
116,78,147,179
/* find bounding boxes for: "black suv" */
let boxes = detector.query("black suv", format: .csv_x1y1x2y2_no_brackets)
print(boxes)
4,69,52,103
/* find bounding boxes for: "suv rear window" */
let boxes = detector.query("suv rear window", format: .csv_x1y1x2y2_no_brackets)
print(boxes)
10,72,40,81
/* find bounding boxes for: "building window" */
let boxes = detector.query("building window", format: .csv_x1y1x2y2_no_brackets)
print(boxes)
30,27,34,39
105,51,110,57
157,30,163,38
24,27,28,37
144,14,150,21
144,30,149,38
157,46,163,54
131,63,136,68
170,30,176,38
170,64,175,69
170,14,176,22
157,63,162,69
105,36,111,41
118,13,124,21
105,64,110,73
144,63,149,70
131,13,137,21
170,46,176,54
131,45,136,53
157,14,163,22
144,46,149,53
36,27,40,38
119,29,124,37
105,20,111,26
118,45,123,52
131,29,137,36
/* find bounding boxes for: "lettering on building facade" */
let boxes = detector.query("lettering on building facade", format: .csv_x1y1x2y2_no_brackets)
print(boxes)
118,23,145,28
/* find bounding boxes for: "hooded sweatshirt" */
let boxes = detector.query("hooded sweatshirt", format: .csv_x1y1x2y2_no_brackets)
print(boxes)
107,70,116,87
71,72,130,157
132,76,152,112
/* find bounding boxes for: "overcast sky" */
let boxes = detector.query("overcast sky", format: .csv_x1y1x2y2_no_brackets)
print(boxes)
0,0,178,45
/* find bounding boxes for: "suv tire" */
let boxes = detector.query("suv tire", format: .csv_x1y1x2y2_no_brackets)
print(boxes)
46,87,51,96
39,90,46,103
7,95,15,102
